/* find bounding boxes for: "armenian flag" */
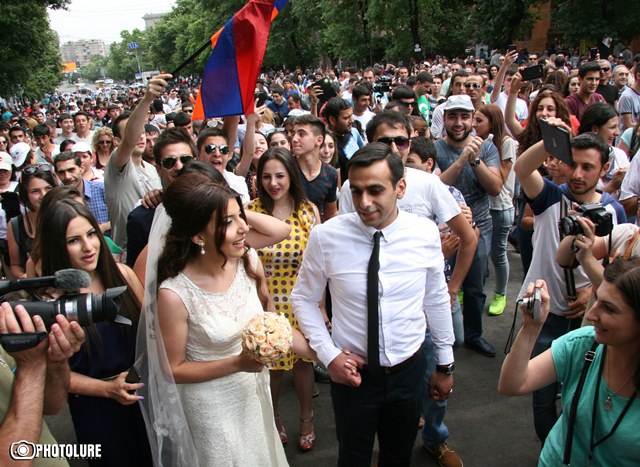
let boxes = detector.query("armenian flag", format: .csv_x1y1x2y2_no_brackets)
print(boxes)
192,0,289,120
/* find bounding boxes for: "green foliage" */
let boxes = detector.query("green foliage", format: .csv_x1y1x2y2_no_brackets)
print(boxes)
553,0,640,44
0,1,63,98
81,55,108,82
105,29,155,81
471,0,543,49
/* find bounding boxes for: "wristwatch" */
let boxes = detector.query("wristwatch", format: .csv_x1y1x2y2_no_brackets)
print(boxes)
469,158,481,167
436,363,455,375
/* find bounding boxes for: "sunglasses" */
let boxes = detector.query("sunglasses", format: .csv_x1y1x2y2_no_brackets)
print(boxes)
464,83,482,89
23,163,53,175
600,67,610,72
98,140,112,145
204,144,230,155
161,155,194,170
183,109,194,113
0,140,7,145
377,136,410,150
401,101,416,106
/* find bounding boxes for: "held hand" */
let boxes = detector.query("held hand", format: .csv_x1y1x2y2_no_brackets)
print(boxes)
147,74,172,99
429,372,454,402
107,371,144,405
504,50,518,66
519,280,550,327
460,204,474,225
542,116,573,135
47,314,84,363
440,232,461,259
309,85,322,105
463,136,483,164
609,167,627,191
572,216,596,265
0,303,48,367
509,73,524,94
236,349,266,373
565,287,591,320
141,189,163,209
328,350,363,387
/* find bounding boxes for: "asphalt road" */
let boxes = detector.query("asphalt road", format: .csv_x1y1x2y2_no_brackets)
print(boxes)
46,245,543,466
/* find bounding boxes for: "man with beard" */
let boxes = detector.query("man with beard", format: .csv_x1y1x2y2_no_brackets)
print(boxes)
514,125,626,443
436,95,502,358
104,76,164,249
324,97,365,183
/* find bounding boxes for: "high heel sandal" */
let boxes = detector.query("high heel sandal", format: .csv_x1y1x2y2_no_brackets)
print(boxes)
298,414,315,452
274,415,288,444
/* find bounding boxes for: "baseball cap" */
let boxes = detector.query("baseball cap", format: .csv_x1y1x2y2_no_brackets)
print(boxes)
443,95,474,112
71,141,92,153
9,142,31,167
0,152,12,171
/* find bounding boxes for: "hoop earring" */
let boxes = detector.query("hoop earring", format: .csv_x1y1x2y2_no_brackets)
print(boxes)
200,243,206,255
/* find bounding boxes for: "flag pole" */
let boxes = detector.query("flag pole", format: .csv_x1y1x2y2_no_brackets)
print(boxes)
170,39,212,77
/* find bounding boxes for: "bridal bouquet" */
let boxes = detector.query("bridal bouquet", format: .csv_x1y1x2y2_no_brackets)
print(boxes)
241,312,292,364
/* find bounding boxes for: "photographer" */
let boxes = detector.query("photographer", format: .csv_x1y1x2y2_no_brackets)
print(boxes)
0,302,85,466
498,263,640,466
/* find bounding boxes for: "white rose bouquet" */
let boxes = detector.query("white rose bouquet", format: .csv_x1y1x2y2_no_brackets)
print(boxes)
241,312,292,364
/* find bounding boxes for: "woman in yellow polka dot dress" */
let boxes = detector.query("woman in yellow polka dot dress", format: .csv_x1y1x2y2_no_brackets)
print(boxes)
246,147,320,452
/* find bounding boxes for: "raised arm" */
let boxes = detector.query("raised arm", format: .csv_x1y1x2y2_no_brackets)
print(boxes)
490,50,518,104
114,74,171,170
505,75,525,137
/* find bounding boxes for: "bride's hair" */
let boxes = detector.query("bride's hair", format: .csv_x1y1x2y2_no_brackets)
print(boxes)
158,173,269,308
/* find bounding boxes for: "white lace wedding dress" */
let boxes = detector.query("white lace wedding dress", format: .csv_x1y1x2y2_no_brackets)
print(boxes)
159,254,288,467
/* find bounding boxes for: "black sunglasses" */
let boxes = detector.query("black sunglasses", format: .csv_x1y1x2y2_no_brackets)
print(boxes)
464,83,482,89
204,144,230,155
376,136,410,150
161,155,194,170
23,163,53,175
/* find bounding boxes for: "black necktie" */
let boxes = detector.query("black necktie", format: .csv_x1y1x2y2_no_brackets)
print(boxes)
367,231,382,375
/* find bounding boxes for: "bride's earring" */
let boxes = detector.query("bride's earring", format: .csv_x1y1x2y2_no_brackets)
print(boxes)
200,242,206,255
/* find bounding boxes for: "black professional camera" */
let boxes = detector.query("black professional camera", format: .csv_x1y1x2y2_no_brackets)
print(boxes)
373,76,392,94
559,203,613,237
9,286,131,328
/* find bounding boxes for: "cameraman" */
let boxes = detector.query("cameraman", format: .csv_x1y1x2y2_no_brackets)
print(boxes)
0,302,85,465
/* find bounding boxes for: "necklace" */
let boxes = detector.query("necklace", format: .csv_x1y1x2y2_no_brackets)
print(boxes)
603,348,636,411
272,200,293,219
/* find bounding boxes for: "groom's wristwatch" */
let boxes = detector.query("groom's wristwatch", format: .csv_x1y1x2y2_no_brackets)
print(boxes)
436,363,455,375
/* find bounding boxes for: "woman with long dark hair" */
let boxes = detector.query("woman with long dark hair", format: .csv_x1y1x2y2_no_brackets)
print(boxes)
499,258,640,466
7,164,56,279
247,148,320,451
156,174,290,465
33,199,151,466
473,104,516,315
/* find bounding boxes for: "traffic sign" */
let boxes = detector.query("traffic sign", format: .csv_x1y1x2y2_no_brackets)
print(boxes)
127,42,139,49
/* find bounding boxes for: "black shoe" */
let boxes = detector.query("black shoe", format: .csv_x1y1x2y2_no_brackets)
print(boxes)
312,383,320,398
313,363,331,383
465,337,496,357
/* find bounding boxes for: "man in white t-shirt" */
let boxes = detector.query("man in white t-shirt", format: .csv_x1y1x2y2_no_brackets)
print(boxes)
71,111,94,144
351,85,375,141
491,51,529,125
104,76,164,248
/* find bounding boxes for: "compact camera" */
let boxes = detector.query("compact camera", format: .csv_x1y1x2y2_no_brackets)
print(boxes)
559,203,613,237
522,287,542,321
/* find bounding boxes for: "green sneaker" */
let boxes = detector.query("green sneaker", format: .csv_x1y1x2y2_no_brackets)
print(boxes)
457,291,464,306
488,293,506,316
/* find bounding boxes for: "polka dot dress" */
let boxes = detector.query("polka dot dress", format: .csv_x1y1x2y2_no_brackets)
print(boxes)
246,198,316,370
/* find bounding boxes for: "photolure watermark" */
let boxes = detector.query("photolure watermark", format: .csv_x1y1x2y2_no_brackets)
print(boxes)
10,441,101,461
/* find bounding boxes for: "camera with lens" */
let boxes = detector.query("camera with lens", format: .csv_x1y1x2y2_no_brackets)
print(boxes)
373,76,392,94
559,203,613,237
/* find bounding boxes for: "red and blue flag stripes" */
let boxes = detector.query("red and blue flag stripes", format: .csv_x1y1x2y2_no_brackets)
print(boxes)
193,0,289,120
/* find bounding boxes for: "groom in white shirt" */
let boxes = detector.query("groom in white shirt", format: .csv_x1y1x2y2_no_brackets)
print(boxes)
292,143,454,466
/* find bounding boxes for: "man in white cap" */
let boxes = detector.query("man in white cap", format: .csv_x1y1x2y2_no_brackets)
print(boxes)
9,142,35,172
71,141,102,182
436,94,503,358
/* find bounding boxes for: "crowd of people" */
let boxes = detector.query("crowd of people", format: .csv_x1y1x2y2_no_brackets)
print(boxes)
0,44,638,466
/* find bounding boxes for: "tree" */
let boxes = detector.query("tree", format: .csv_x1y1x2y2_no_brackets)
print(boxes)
105,30,155,82
470,0,543,49
0,1,66,98
81,55,108,82
553,0,640,45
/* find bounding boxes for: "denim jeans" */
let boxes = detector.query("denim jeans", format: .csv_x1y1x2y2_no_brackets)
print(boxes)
531,313,571,442
490,207,515,296
458,224,491,341
421,330,449,447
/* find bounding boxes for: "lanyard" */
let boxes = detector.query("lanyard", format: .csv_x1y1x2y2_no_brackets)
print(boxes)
588,345,637,463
